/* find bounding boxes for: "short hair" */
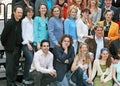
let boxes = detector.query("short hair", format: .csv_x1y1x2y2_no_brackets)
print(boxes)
103,10,114,17
59,34,73,46
40,40,50,47
81,8,91,14
24,6,34,16
13,5,23,12
94,24,103,30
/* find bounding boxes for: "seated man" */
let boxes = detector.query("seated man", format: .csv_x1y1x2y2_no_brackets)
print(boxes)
29,40,56,86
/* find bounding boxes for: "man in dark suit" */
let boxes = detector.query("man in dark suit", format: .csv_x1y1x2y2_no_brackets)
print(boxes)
112,0,120,7
101,0,119,22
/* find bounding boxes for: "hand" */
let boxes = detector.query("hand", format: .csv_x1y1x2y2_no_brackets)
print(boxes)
104,37,110,40
49,69,57,77
65,59,69,64
37,42,40,50
86,78,92,83
100,80,104,84
27,43,33,51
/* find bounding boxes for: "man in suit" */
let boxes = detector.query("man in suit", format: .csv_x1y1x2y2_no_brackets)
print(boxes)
85,24,110,59
101,0,119,22
112,0,120,7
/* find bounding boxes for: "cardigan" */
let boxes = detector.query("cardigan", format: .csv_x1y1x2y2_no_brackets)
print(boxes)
91,59,113,83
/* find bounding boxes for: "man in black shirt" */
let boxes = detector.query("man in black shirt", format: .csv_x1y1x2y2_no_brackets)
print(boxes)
1,5,23,86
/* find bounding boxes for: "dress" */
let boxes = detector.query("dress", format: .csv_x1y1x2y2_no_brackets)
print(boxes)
94,65,112,86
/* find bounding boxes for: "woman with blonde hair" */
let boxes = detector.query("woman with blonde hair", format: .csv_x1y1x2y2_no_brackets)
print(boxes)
71,43,92,86
87,0,101,26
64,5,78,54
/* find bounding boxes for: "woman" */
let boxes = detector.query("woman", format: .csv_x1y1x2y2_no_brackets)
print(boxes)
113,48,120,86
71,0,85,20
90,48,113,86
56,0,68,19
71,43,92,86
98,10,119,41
76,8,93,44
22,6,34,83
48,5,63,51
52,35,75,86
64,5,78,54
88,0,101,26
33,3,48,51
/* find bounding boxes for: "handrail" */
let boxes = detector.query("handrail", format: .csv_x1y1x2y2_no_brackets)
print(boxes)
0,3,5,25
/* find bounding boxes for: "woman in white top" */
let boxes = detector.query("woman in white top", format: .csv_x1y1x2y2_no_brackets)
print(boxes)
76,8,93,43
22,6,34,83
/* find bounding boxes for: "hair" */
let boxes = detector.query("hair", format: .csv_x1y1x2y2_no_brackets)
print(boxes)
94,24,103,30
76,43,90,63
117,48,120,60
87,0,99,12
99,48,112,67
40,39,50,47
81,8,91,17
66,5,78,19
24,6,34,16
13,5,23,12
103,10,114,17
38,3,48,17
49,5,62,18
71,0,84,10
59,34,73,46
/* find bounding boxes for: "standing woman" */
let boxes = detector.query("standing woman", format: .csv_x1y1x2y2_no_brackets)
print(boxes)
64,5,78,54
76,8,93,44
22,6,34,82
71,43,92,86
52,35,75,86
90,48,113,86
48,5,63,51
33,3,48,51
88,0,101,26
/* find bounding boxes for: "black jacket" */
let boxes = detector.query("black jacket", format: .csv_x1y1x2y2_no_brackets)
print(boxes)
1,17,22,52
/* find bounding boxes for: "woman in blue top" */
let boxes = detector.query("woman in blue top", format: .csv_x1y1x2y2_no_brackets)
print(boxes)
48,5,63,51
33,3,48,51
64,5,78,54
113,48,120,86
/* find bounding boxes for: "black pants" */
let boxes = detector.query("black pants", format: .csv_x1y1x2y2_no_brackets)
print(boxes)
5,47,21,86
30,70,56,86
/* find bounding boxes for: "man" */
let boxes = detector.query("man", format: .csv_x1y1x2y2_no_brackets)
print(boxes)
29,40,56,86
112,0,120,7
85,24,110,59
14,0,34,18
1,5,23,86
101,0,119,22
110,29,120,59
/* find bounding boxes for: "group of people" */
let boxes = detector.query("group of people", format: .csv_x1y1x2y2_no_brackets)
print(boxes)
0,0,120,86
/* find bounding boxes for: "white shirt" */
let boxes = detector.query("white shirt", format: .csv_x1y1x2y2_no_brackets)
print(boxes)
76,18,89,43
95,35,104,59
30,49,54,73
22,17,33,44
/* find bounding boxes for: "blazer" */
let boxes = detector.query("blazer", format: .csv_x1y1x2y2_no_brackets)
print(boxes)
85,36,110,58
101,6,119,22
53,45,75,81
112,0,120,7
98,21,119,41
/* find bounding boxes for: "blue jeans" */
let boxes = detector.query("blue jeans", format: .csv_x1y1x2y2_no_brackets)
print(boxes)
22,45,34,80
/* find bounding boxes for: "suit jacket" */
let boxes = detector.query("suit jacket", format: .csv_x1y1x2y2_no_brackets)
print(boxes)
98,21,119,41
109,38,120,59
53,45,75,81
112,0,120,7
101,6,119,22
85,36,110,58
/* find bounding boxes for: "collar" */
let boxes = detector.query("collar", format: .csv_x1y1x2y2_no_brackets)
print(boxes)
105,5,112,10
95,35,103,40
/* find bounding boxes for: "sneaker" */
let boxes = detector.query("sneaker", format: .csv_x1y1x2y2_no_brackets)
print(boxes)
22,80,33,85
